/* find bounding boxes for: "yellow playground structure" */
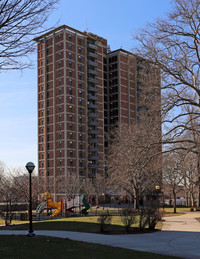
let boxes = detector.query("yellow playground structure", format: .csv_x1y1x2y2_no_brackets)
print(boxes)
36,192,90,218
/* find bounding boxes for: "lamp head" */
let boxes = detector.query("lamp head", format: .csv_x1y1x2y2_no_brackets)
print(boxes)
25,162,35,174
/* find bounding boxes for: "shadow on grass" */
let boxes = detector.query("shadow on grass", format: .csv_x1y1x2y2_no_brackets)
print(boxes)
0,220,160,235
0,235,178,259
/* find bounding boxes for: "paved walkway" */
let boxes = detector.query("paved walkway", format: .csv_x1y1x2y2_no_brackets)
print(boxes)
1,212,200,258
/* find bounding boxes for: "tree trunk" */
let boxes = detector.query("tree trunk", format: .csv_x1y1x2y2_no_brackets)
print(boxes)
185,191,189,207
173,192,176,214
135,192,140,210
196,156,200,207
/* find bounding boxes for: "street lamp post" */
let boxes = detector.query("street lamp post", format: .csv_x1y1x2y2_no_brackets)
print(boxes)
102,193,105,210
25,162,35,237
155,185,160,208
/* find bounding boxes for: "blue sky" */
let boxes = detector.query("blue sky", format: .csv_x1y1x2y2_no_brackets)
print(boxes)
0,0,171,170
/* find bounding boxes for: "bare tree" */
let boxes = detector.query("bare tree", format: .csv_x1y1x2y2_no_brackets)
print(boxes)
0,163,39,225
0,0,59,71
163,152,184,213
135,0,200,120
135,0,200,206
135,0,200,148
65,172,82,199
107,122,162,209
81,175,105,206
181,152,198,207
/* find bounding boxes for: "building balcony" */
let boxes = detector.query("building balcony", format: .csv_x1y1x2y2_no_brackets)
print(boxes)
88,147,99,152
88,69,98,75
88,155,99,160
88,173,96,178
88,138,99,143
88,112,98,117
88,120,98,126
88,129,99,134
87,43,98,49
87,52,97,58
87,94,98,100
88,77,98,84
88,85,98,92
88,164,99,169
87,60,97,66
88,103,98,109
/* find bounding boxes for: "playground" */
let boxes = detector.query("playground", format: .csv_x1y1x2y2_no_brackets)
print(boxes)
36,192,91,219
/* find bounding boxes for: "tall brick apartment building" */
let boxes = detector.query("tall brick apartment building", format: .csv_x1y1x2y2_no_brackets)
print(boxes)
35,25,160,199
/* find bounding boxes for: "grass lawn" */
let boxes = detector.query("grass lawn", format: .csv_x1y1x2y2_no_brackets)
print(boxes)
0,216,152,234
163,207,190,213
0,207,191,233
0,235,180,259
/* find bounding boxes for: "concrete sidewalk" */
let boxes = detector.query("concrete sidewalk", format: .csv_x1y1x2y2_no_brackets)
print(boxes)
162,211,200,232
1,212,200,258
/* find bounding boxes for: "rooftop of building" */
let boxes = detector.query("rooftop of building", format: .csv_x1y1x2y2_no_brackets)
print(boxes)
34,25,107,44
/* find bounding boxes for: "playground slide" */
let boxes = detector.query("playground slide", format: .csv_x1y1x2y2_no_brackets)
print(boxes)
51,201,62,217
36,202,44,214
80,195,91,215
38,193,91,217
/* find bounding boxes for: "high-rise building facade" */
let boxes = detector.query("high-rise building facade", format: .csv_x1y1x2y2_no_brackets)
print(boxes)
35,25,160,199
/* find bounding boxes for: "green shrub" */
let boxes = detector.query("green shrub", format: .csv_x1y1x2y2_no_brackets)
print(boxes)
97,210,112,232
120,209,137,232
139,208,162,230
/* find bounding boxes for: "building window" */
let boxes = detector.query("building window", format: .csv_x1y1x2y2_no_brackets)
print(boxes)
69,61,72,68
78,38,81,45
69,34,72,41
79,90,82,97
69,105,72,112
79,81,82,88
70,150,73,157
69,43,72,50
70,141,73,148
69,115,73,122
69,79,72,85
78,55,82,62
78,47,81,54
69,87,72,95
70,160,73,166
69,70,72,77
79,159,83,166
79,73,82,80
69,52,72,59
69,96,72,103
